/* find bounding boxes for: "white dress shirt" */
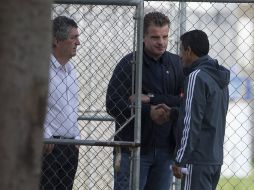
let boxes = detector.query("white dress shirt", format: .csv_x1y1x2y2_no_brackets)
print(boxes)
44,55,80,139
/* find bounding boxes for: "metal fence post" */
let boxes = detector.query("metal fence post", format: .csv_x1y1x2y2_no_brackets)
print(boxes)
132,1,144,190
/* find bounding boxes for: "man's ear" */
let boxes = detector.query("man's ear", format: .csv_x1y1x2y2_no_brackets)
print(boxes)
188,46,199,60
53,38,58,47
185,46,192,56
186,46,192,56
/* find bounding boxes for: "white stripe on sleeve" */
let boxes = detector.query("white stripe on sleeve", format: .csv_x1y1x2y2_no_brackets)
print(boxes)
176,70,200,163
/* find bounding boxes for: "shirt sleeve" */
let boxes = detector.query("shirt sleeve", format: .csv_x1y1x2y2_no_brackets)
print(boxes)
175,70,207,165
106,56,133,121
150,94,181,107
44,126,53,139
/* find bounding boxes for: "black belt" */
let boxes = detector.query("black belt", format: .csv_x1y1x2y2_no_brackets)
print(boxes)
53,136,75,139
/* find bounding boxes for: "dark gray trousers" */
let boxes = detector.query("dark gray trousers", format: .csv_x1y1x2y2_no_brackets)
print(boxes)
40,144,79,190
181,164,221,190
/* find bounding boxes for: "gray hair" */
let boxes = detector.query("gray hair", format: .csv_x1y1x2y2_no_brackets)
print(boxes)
53,16,78,41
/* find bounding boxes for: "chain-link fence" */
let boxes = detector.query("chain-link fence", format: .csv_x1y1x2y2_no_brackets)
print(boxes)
45,0,254,189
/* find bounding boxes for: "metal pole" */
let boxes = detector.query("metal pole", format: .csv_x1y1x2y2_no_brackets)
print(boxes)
179,2,186,36
132,1,144,190
54,0,141,6
175,2,187,190
176,1,187,55
78,115,114,121
146,0,254,3
44,138,140,147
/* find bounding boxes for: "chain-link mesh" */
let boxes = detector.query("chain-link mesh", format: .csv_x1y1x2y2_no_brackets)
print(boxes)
48,1,254,190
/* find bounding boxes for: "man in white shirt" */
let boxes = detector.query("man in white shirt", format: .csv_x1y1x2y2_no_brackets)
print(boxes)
40,16,80,190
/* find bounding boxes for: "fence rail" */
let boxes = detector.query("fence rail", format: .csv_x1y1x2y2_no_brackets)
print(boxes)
54,0,142,5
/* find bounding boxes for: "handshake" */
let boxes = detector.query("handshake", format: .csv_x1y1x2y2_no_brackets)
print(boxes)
129,94,172,125
150,104,171,125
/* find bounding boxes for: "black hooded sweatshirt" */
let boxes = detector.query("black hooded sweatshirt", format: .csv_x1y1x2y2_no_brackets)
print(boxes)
174,55,230,166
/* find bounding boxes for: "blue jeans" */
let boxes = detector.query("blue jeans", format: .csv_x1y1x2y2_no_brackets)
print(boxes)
114,147,173,190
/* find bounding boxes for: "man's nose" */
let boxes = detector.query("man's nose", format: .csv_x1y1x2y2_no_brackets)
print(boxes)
158,37,164,44
76,38,80,45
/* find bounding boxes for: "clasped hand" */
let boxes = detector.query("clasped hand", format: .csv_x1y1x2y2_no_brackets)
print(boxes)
172,164,183,179
150,104,171,125
129,94,171,125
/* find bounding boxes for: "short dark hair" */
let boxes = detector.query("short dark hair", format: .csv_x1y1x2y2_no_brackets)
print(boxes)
53,16,78,41
144,12,170,34
180,30,209,57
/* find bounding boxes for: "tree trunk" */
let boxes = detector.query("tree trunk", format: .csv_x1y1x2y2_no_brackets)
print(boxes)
0,0,52,189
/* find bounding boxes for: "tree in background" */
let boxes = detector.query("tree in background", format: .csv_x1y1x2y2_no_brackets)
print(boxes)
0,0,52,189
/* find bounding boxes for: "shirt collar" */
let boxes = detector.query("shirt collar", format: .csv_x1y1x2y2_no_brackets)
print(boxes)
143,51,165,66
50,54,73,74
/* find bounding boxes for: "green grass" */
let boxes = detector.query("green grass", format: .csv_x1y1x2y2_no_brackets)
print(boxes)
217,170,254,190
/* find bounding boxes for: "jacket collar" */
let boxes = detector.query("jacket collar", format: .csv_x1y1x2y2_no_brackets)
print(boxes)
183,55,212,76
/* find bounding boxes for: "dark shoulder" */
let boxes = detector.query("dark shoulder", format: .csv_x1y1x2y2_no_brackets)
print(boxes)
164,51,180,63
120,52,134,64
114,52,134,72
164,51,181,70
165,51,180,59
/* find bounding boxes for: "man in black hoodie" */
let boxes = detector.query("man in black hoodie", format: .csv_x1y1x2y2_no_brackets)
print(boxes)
170,30,230,190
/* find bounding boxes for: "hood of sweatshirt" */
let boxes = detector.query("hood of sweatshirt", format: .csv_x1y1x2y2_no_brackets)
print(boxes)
184,55,230,89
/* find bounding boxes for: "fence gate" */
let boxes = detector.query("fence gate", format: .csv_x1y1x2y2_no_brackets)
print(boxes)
49,0,254,190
